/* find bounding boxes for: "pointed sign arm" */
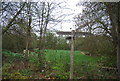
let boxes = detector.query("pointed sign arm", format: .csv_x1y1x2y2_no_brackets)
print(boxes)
56,31,93,36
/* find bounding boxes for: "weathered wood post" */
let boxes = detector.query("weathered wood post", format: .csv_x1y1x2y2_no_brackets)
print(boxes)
56,30,92,79
70,30,75,79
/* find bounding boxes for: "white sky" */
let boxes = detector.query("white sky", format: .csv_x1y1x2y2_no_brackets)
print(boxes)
2,0,83,32
59,0,82,31
30,0,83,32
38,0,83,32
54,0,83,31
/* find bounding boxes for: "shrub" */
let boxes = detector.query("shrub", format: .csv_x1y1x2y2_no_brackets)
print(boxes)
3,72,29,79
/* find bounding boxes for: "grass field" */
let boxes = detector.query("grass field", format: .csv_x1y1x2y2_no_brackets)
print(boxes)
2,49,117,79
43,49,99,79
44,49,98,62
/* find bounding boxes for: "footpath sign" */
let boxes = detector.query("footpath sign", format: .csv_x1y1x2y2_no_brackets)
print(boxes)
56,30,92,79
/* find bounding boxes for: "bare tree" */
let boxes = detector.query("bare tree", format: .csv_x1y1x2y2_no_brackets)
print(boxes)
2,2,26,34
105,2,120,77
75,2,120,77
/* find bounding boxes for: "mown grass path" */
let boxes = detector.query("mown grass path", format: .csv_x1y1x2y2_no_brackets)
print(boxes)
43,49,99,79
44,49,98,65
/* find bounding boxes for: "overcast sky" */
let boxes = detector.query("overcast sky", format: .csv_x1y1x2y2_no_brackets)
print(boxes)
54,0,83,31
29,0,83,32
59,0,82,31
2,0,83,32
38,0,83,32
6,0,120,32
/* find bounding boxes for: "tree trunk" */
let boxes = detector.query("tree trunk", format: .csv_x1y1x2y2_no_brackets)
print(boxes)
37,2,45,71
117,38,120,78
105,2,120,78
25,2,31,57
43,3,50,48
117,2,120,78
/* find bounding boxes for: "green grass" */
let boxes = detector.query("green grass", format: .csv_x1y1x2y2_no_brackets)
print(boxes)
43,49,99,79
44,49,98,64
4,49,116,79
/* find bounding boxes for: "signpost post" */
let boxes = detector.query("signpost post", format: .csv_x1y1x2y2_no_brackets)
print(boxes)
70,30,74,79
56,30,92,79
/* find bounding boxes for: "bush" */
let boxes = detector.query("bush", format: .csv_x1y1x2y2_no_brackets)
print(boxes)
3,72,29,79
2,50,24,63
75,35,116,67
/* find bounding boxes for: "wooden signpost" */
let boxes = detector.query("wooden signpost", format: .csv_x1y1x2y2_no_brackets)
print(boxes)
70,30,74,79
56,30,92,79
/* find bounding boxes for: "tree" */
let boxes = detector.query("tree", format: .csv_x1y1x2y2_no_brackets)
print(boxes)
2,2,26,34
74,2,111,36
104,2,120,77
1,2,37,53
74,2,120,77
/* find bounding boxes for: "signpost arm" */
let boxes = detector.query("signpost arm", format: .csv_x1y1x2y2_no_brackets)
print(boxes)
70,30,74,79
